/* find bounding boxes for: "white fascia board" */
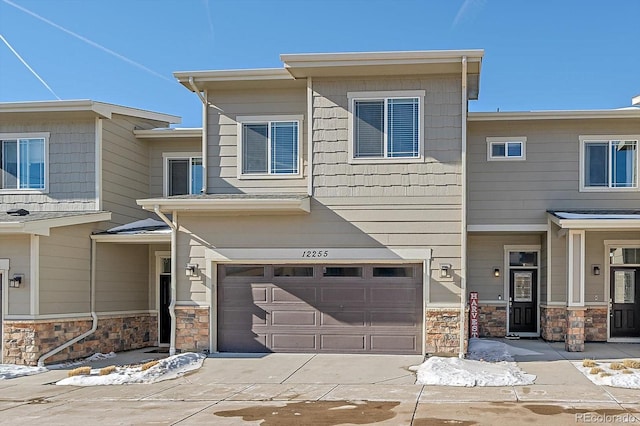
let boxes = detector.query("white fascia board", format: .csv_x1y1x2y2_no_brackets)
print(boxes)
280,49,484,65
548,213,640,229
91,233,171,243
633,95,640,106
467,224,548,232
137,197,311,213
173,68,293,84
469,109,640,121
134,128,202,139
93,102,180,124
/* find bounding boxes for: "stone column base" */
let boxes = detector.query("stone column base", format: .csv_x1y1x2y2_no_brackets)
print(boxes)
565,308,586,352
425,308,467,355
175,306,210,352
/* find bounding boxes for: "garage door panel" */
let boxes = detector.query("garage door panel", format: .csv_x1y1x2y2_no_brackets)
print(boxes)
272,334,317,350
321,311,366,326
220,308,267,326
271,310,316,326
272,287,317,303
370,287,417,304
222,286,267,304
371,335,417,352
370,311,418,327
321,335,366,350
321,287,366,303
219,331,268,352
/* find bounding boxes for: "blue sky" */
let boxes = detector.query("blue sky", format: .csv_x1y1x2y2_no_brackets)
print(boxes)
0,0,638,127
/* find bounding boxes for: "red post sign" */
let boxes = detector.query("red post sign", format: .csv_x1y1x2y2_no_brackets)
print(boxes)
469,291,479,338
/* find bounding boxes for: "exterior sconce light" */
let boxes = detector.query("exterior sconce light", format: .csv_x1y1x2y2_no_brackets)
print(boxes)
185,264,198,277
493,267,501,277
439,263,451,278
9,274,23,288
592,265,601,276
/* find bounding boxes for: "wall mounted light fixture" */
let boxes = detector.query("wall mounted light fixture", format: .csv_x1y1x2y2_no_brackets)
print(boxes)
493,267,501,277
592,265,601,276
185,264,198,277
439,263,451,278
8,274,23,288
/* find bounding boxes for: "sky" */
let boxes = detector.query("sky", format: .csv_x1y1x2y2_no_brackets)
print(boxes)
0,0,638,128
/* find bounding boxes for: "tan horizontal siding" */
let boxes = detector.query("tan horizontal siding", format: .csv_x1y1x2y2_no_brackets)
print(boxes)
0,235,30,315
468,119,640,225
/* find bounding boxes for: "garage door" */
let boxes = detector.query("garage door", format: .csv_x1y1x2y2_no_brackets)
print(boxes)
217,264,422,354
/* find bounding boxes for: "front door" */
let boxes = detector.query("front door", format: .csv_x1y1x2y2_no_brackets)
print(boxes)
159,275,171,345
509,269,537,333
610,268,640,338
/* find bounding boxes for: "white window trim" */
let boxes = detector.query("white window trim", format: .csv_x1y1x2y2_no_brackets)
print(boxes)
0,132,49,194
236,115,304,180
347,90,425,164
162,152,203,196
486,136,526,161
579,135,640,192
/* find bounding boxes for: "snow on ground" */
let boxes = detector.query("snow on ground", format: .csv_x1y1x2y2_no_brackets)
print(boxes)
47,352,117,370
573,360,640,389
0,364,47,380
411,338,537,387
56,352,206,386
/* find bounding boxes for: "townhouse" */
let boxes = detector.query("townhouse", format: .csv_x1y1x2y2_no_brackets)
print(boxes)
1,50,639,365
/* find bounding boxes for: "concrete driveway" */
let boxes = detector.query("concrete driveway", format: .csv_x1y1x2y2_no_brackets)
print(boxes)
0,341,639,425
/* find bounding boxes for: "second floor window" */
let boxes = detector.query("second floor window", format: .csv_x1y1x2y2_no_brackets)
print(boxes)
0,135,47,191
348,91,424,162
165,155,203,196
487,137,526,161
238,116,301,177
581,137,638,190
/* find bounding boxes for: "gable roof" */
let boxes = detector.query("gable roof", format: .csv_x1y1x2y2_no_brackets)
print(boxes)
0,100,180,124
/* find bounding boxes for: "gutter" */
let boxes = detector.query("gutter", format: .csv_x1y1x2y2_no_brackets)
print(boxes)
154,206,178,356
37,239,98,367
459,55,468,359
188,77,208,194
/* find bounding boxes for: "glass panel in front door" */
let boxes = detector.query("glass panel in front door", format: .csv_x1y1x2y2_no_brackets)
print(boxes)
513,272,533,302
614,270,635,304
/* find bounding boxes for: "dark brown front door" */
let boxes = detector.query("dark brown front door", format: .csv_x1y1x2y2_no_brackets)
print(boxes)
509,269,537,333
610,268,640,338
159,275,171,344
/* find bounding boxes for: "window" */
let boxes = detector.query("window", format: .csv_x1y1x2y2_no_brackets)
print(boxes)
323,266,363,277
487,137,526,161
164,154,203,196
348,91,424,162
0,134,47,191
237,115,302,178
581,136,638,190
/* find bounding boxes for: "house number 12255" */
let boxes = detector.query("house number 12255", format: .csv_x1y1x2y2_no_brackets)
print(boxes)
301,250,329,258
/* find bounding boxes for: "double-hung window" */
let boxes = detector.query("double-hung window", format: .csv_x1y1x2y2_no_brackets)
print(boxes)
0,133,48,192
237,115,302,178
164,153,203,196
580,136,638,191
487,137,526,161
348,91,424,162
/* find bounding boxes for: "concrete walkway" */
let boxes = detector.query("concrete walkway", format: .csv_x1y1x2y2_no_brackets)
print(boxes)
0,340,639,425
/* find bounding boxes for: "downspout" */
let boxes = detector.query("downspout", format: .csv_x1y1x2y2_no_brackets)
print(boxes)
38,239,98,367
154,206,177,356
306,77,313,196
459,56,468,358
188,76,208,193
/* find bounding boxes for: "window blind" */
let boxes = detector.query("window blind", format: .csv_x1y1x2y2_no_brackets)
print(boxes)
354,100,384,157
243,124,268,174
387,98,419,157
271,122,298,174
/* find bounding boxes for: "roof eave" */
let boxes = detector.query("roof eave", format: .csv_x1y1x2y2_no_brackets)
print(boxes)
469,109,640,121
137,197,311,214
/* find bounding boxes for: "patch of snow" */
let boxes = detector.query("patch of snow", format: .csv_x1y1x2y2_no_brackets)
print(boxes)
411,339,538,387
573,361,640,389
411,357,536,387
0,364,47,380
555,212,640,220
467,337,541,362
84,352,116,362
47,352,117,370
55,352,205,386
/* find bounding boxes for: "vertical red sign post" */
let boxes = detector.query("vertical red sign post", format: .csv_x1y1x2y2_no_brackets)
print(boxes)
469,291,479,338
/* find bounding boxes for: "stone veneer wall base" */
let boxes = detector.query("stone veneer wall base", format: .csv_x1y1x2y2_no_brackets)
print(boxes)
3,313,157,366
425,308,467,355
175,306,210,352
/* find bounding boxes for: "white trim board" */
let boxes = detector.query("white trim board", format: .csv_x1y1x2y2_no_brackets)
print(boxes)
468,224,547,232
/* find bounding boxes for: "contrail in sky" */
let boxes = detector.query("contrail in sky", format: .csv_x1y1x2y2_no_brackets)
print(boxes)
0,33,61,99
2,0,173,82
452,0,486,28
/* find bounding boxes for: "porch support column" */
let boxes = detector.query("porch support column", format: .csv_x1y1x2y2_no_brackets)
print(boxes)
566,230,586,352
